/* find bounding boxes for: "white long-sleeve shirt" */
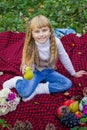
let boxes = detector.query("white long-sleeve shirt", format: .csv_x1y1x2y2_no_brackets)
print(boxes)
35,37,75,76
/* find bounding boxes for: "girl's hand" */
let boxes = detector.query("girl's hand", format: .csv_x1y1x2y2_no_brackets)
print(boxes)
74,70,87,78
20,64,27,74
20,64,34,75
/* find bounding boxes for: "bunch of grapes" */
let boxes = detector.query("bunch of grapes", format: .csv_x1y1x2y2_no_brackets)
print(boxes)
60,112,80,128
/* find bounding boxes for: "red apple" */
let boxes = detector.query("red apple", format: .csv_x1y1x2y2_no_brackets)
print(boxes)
56,106,62,117
64,99,74,107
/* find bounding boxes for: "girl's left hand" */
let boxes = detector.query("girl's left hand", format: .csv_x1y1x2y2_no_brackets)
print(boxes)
74,70,87,78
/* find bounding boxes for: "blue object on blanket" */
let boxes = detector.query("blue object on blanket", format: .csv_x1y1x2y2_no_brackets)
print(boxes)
54,28,76,38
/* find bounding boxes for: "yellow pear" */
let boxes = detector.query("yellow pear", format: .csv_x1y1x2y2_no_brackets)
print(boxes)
24,67,34,80
69,101,79,113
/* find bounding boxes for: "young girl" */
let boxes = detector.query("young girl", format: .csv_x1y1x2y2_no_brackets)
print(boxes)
3,15,87,101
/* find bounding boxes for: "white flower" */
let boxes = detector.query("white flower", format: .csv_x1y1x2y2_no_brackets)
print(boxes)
0,88,20,116
0,88,11,98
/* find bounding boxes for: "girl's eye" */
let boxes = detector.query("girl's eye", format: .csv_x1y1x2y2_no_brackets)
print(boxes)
34,30,40,33
42,29,48,32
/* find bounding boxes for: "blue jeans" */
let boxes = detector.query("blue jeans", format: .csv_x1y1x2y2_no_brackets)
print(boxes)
16,69,72,98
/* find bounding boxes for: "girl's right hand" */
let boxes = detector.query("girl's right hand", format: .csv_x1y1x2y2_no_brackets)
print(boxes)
20,64,27,75
20,64,34,75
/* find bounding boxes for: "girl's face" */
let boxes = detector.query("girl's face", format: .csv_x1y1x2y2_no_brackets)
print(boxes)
32,26,51,44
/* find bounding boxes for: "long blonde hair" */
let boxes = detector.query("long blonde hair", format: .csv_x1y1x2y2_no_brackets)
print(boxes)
21,15,58,67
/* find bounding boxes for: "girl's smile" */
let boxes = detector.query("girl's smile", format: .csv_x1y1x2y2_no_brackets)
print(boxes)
32,27,51,44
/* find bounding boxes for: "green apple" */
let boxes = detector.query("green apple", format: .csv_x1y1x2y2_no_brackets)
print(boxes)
24,67,34,80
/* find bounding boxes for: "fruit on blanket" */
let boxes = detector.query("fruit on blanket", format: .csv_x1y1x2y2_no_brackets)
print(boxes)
24,67,34,80
60,112,80,128
75,111,82,118
63,99,74,107
56,105,70,118
69,101,79,113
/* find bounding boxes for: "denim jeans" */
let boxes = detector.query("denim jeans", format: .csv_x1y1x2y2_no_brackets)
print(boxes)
16,69,72,98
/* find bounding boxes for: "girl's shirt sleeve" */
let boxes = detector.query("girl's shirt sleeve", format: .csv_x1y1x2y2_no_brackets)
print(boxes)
55,37,75,76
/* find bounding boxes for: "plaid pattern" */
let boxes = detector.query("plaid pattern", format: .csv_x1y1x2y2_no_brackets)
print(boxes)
0,31,87,130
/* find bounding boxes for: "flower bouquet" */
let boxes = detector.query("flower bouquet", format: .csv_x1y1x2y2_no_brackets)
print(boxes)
0,88,20,116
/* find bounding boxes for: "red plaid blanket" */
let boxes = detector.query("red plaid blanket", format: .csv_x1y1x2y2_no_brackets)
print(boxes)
0,31,87,130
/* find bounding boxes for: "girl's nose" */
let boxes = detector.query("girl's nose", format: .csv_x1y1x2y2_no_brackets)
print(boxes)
39,31,43,36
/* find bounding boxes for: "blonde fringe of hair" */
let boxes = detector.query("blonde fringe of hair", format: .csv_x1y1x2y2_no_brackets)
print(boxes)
21,15,58,68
